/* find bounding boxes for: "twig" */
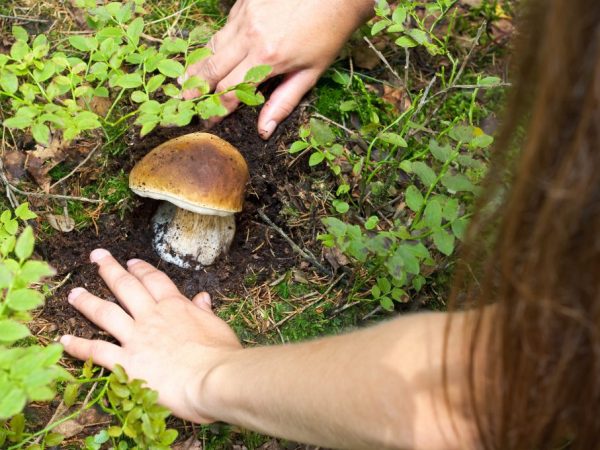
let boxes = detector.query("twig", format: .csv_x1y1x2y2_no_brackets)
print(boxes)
146,3,194,25
50,143,101,190
0,14,49,23
258,209,332,276
363,36,403,85
7,185,102,204
453,21,487,87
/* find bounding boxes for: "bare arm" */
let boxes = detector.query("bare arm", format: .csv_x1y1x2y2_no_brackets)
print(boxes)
61,250,476,449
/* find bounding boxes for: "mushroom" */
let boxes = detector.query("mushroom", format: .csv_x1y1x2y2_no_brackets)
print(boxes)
129,132,249,269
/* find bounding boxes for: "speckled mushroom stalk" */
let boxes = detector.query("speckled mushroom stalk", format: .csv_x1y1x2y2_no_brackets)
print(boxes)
129,133,249,269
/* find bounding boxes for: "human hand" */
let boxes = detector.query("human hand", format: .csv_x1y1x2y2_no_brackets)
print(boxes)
183,0,374,139
60,249,241,423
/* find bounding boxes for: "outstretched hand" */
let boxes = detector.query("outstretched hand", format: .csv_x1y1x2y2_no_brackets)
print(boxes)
60,249,241,423
182,0,374,139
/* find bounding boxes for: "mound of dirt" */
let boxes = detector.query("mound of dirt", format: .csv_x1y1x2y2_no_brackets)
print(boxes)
40,107,307,339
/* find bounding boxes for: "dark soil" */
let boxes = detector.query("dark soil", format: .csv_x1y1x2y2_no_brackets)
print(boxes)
39,107,307,340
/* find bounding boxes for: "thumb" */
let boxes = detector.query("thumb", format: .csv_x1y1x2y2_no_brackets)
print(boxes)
258,69,319,140
191,292,214,313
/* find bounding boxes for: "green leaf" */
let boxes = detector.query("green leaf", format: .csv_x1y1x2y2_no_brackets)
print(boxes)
433,229,455,256
3,115,33,130
243,65,272,83
126,17,144,46
160,37,188,55
424,199,442,229
130,90,148,103
443,198,459,221
371,20,389,36
0,385,27,419
380,297,394,311
113,73,143,89
6,288,44,311
479,76,501,86
411,161,437,186
68,36,98,52
140,121,159,137
452,217,469,240
20,260,54,283
157,59,185,78
146,74,165,93
395,35,418,48
379,132,407,147
15,203,36,220
12,26,29,42
44,433,64,446
289,141,309,154
63,383,79,407
10,41,30,60
429,139,452,162
308,151,325,167
365,216,379,230
0,70,18,94
309,119,335,145
235,86,265,106
31,123,50,145
371,285,381,299
0,319,30,343
392,6,407,24
15,226,35,261
332,200,349,214
186,47,211,65
196,96,228,119
377,277,391,293
441,173,476,193
162,83,180,97
405,185,424,212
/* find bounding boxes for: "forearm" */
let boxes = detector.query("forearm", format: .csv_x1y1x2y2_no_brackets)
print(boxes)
199,312,475,450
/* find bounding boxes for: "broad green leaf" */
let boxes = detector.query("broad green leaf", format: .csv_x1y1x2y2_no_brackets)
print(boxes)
332,200,349,214
113,73,143,89
186,47,211,65
196,96,228,119
405,185,424,212
441,173,476,193
288,141,309,154
15,203,37,220
157,59,185,78
146,74,166,93
371,20,390,36
0,385,27,419
7,288,44,311
433,229,455,256
379,132,407,147
10,41,30,60
365,216,379,230
63,383,79,407
235,86,264,106
309,118,335,145
424,199,442,229
12,26,29,42
411,161,437,186
126,17,144,46
140,121,159,137
0,70,18,94
392,6,407,24
407,29,430,45
130,91,148,103
0,319,30,343
479,76,502,86
429,139,452,162
443,198,459,221
308,151,325,167
160,37,188,55
68,35,98,52
380,297,394,311
395,35,418,48
44,433,64,446
15,226,34,261
452,216,469,240
3,115,33,130
243,65,271,83
31,122,50,145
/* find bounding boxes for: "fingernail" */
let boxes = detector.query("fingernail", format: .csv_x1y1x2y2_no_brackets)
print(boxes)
127,258,143,267
68,287,86,303
260,120,276,139
60,335,72,345
201,292,212,306
90,248,111,263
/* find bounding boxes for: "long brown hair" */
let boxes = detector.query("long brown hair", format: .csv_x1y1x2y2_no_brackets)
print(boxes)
449,0,600,448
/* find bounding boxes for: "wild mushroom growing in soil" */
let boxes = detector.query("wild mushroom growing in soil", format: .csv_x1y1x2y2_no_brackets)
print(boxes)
129,132,249,269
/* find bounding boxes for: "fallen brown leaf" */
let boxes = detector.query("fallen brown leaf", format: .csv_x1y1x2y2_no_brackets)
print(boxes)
46,213,75,232
2,150,26,182
25,139,67,192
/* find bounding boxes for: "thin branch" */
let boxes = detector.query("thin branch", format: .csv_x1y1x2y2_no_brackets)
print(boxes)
363,36,403,85
50,143,101,191
258,209,332,277
0,14,49,23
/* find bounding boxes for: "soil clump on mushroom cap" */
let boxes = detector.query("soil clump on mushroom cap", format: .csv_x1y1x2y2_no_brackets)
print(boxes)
39,107,308,340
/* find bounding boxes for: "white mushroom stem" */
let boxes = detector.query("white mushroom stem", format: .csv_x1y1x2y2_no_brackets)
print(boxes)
152,203,235,269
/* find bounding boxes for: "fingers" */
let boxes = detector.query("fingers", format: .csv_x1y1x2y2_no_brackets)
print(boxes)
207,58,274,127
90,249,156,317
184,26,247,95
126,259,181,301
60,335,125,370
191,292,214,313
68,287,134,343
258,70,319,139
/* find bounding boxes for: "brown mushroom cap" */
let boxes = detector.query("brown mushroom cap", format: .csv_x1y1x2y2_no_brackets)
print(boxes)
129,133,249,216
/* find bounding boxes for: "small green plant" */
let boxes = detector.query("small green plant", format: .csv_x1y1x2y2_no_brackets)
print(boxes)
0,0,270,145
